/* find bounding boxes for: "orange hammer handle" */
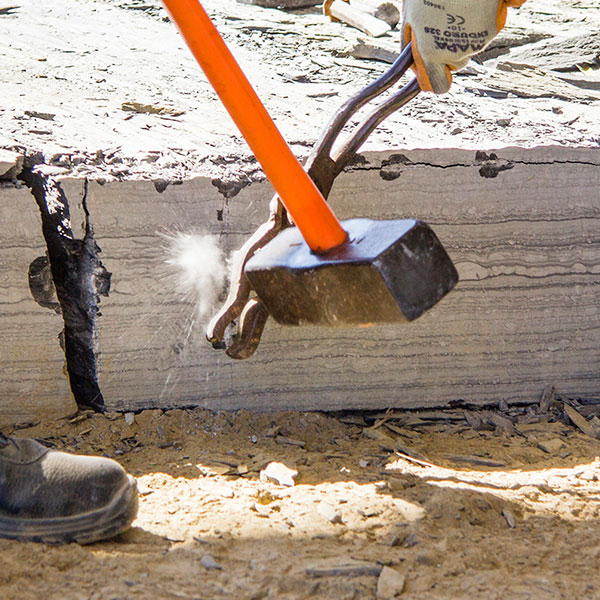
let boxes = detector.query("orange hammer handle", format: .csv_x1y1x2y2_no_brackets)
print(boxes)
162,0,347,253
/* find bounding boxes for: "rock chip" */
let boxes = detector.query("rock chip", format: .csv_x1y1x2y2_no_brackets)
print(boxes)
376,566,406,599
200,554,223,570
537,438,564,454
306,559,381,578
317,502,343,524
503,507,516,529
0,149,23,179
259,461,297,486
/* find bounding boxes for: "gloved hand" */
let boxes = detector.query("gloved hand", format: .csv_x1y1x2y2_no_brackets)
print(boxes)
402,0,527,94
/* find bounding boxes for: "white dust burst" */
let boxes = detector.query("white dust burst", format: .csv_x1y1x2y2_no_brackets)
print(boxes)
163,232,228,320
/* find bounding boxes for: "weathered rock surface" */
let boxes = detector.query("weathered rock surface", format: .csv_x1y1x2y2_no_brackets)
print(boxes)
72,146,599,413
0,182,76,427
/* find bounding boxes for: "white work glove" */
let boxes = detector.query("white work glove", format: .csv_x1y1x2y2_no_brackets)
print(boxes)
402,0,527,94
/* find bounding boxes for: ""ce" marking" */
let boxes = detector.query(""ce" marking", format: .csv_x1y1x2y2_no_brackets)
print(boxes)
447,13,466,25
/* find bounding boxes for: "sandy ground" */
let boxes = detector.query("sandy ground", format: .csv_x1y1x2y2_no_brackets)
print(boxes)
3,400,600,599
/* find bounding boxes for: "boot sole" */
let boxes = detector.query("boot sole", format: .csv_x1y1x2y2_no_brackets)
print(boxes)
0,475,139,545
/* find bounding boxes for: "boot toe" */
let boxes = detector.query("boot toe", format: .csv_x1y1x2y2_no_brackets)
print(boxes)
0,438,138,543
40,451,133,517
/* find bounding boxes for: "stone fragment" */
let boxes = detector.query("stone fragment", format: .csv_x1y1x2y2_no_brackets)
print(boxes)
252,502,272,517
363,427,396,450
537,438,564,454
502,508,516,529
275,435,305,448
447,455,505,468
506,32,600,72
487,412,518,435
260,461,297,486
467,62,600,103
317,502,343,524
264,426,280,438
24,110,55,121
255,490,277,505
359,506,381,518
306,559,381,578
200,554,222,570
121,102,184,116
464,412,489,432
376,566,406,599
351,41,398,64
124,412,135,425
402,533,418,548
564,404,600,439
415,552,435,566
350,0,399,28
0,149,23,179
539,385,557,412
198,464,232,476
324,0,390,38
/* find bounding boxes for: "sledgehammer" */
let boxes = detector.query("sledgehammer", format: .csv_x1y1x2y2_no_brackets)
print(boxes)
163,0,457,331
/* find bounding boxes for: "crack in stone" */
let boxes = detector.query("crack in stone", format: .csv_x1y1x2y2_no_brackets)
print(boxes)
374,158,600,170
339,152,600,181
20,161,109,412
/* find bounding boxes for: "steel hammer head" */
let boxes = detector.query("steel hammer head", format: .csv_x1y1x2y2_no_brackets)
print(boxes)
244,218,458,326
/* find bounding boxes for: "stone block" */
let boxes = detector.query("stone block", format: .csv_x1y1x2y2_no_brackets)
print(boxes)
78,146,600,412
0,183,76,427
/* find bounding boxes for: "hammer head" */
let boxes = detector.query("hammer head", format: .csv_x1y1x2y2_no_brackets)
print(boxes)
244,218,458,326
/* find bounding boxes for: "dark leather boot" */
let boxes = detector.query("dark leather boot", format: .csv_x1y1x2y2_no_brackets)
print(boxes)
0,433,138,544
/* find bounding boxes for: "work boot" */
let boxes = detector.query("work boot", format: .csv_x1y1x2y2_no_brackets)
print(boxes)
0,433,138,544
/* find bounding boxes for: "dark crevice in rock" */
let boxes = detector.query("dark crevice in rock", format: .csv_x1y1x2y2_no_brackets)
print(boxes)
378,153,413,181
153,179,169,193
211,176,251,199
20,163,110,412
153,178,182,193
478,162,515,178
207,155,266,199
28,254,61,313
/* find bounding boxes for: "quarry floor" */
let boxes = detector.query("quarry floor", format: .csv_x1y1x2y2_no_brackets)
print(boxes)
2,406,600,599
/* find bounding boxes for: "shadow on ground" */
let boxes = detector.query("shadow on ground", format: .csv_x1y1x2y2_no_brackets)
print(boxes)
3,407,600,599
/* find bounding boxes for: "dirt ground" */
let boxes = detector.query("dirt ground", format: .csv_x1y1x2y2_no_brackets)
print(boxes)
3,398,600,599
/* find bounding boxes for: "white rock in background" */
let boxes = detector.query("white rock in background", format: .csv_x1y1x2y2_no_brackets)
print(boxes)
317,502,343,524
0,150,23,179
259,462,297,487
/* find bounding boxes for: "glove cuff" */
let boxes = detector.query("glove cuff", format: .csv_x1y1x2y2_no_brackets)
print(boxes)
404,24,452,94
